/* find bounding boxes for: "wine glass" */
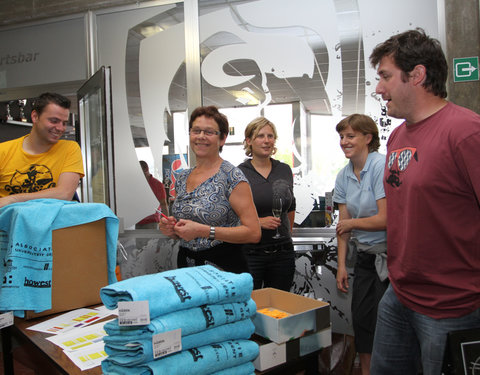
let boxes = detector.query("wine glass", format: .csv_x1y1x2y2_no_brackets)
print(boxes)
272,197,283,239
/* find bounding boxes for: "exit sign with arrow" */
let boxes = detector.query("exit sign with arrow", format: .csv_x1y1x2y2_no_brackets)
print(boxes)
453,57,479,82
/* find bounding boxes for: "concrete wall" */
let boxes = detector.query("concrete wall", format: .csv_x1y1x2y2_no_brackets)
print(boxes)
445,0,480,114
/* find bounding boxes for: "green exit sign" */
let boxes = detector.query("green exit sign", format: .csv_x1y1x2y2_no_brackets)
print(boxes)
453,57,479,82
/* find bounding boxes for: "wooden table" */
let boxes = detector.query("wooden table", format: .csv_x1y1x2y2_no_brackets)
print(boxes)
2,314,103,375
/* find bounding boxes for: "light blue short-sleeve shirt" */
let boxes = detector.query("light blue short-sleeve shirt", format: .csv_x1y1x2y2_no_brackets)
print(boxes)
333,152,386,244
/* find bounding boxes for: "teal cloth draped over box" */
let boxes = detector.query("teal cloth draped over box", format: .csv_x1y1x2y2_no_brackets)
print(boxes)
0,199,119,317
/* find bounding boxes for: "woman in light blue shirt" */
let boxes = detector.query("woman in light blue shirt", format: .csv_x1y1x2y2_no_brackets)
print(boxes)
333,114,388,375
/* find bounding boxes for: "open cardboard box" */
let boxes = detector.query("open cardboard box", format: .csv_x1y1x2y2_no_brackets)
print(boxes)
25,219,109,319
253,325,332,371
251,288,330,344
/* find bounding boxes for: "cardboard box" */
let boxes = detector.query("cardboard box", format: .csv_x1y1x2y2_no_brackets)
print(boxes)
251,288,330,344
253,325,332,371
25,219,109,319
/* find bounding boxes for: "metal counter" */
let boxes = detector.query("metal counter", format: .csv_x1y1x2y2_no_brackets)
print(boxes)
292,227,336,253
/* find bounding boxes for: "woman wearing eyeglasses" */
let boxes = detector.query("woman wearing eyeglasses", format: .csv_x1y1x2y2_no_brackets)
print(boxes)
159,106,261,273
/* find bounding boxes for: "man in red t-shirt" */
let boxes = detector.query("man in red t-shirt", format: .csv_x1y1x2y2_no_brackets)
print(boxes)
369,29,480,375
136,160,168,229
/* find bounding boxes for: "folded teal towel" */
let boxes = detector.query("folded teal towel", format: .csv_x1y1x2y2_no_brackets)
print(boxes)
105,319,255,366
100,265,253,318
0,199,119,316
211,362,254,375
101,339,259,375
104,299,256,341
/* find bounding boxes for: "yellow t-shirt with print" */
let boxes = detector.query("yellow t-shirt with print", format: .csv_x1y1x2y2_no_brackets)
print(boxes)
0,135,85,198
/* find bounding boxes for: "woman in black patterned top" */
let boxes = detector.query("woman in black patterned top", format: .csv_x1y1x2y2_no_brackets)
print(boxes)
238,117,296,290
159,106,260,273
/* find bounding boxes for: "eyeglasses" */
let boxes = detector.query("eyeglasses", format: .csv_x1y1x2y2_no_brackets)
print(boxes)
189,128,220,136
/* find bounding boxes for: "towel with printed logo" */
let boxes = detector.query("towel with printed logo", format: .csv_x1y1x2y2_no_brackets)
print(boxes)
0,199,118,316
101,339,259,375
100,265,253,318
212,362,255,375
103,299,256,341
104,319,255,366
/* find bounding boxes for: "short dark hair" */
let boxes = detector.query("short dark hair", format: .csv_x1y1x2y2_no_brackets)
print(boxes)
139,160,149,172
369,28,448,98
336,114,380,153
32,92,71,115
189,106,228,152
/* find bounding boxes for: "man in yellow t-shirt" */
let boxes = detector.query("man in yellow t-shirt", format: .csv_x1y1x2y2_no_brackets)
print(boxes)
0,92,85,209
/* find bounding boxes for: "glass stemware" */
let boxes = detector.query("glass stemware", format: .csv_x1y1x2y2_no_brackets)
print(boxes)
272,197,283,239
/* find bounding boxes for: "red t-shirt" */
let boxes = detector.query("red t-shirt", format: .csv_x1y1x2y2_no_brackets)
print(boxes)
384,102,480,319
137,175,167,225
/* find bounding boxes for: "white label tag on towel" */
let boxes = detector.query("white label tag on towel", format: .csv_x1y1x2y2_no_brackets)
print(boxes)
152,328,182,359
0,311,13,329
118,301,150,326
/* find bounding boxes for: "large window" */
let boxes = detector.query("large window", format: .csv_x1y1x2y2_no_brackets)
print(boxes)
195,0,362,224
94,0,441,228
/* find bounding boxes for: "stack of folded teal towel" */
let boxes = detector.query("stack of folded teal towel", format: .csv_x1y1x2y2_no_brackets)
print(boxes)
100,265,259,375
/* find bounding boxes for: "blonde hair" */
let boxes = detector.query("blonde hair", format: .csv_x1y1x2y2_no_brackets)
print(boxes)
243,117,278,157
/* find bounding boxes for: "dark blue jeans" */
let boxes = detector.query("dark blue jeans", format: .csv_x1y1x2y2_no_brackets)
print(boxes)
243,241,295,291
371,284,480,375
